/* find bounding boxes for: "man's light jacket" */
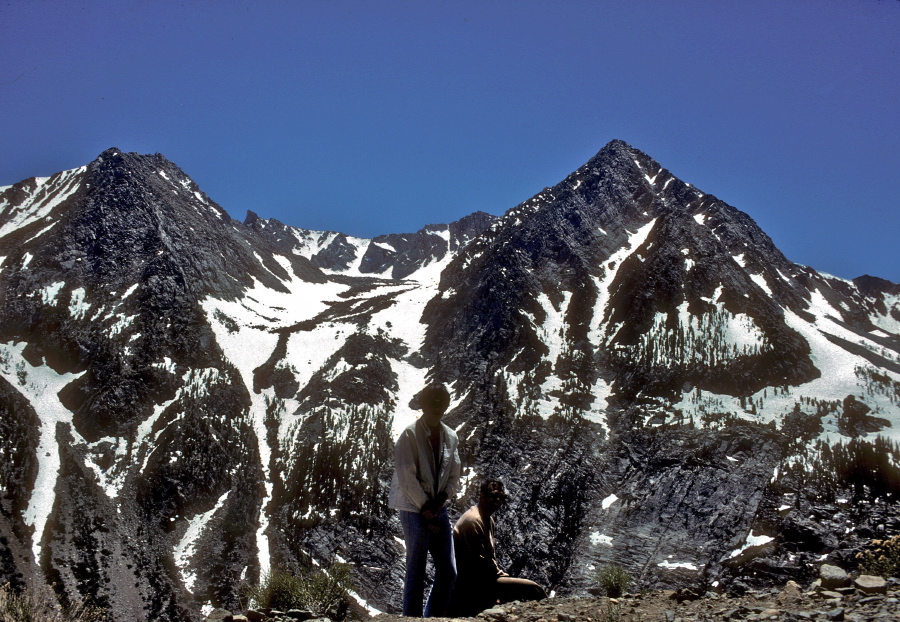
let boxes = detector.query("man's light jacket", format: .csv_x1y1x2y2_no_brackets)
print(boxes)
389,418,461,512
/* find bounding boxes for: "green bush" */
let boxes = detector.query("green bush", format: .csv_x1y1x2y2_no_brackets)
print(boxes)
244,564,354,620
594,563,632,598
856,535,900,578
0,582,108,622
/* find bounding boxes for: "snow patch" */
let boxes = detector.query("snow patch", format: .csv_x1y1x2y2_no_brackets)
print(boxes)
68,287,91,319
583,375,613,424
658,560,699,571
0,342,86,561
589,532,613,547
750,273,772,296
108,314,138,338
373,241,396,253
589,219,658,344
729,531,774,558
870,292,900,335
174,491,230,593
120,283,139,300
39,282,66,305
23,221,59,244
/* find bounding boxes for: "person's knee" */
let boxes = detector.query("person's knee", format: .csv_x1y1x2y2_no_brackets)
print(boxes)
437,562,457,583
518,579,546,601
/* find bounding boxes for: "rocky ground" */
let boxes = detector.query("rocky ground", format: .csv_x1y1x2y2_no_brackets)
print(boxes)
203,567,900,622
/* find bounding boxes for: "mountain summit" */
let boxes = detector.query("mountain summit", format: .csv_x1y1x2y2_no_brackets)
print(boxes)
0,141,898,621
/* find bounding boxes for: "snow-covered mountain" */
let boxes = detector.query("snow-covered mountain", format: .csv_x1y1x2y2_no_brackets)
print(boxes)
0,142,898,621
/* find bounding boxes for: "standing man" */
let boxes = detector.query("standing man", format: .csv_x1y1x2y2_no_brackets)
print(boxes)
389,383,461,617
450,480,547,616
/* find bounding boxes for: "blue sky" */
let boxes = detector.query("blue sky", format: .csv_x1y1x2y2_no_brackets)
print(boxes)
2,0,898,281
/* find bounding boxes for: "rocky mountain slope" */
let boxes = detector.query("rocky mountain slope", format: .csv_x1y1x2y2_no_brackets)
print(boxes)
0,141,898,622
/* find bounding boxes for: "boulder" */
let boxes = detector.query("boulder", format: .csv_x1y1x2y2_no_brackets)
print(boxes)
777,580,802,605
203,609,234,622
854,574,887,594
819,564,851,589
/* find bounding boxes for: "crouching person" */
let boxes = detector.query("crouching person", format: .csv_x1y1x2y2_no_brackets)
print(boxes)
449,480,547,616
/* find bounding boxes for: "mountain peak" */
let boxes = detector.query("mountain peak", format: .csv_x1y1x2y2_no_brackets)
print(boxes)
603,138,636,152
853,274,900,297
97,147,124,158
587,139,655,172
90,147,174,173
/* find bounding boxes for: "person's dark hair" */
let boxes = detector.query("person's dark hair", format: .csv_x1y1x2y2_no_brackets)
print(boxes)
480,479,506,497
420,383,451,414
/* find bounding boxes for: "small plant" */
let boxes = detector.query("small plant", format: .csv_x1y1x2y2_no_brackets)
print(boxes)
856,535,900,578
243,563,354,620
597,600,622,622
0,583,108,622
594,563,632,598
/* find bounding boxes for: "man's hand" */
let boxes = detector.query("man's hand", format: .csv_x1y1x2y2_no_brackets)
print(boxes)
421,491,448,520
420,500,441,532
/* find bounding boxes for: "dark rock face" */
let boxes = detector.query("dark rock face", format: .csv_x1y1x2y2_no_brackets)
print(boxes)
359,212,496,279
565,422,784,591
853,274,900,298
1,142,898,621
424,141,821,402
246,207,495,280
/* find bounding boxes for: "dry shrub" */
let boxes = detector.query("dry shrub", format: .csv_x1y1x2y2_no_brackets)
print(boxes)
856,535,900,578
0,582,108,622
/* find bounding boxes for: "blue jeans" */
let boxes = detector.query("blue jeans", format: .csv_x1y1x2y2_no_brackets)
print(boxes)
399,508,457,617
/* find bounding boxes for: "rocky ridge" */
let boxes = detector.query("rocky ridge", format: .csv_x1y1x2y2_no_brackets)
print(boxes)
1,141,899,621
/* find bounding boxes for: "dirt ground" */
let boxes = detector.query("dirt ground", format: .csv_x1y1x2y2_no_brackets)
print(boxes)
369,578,900,622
